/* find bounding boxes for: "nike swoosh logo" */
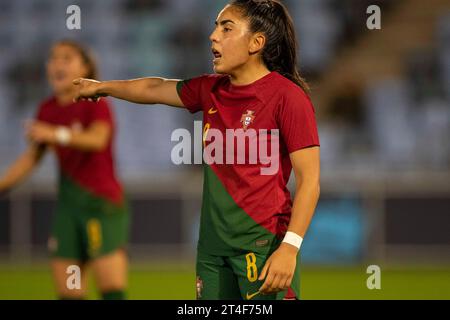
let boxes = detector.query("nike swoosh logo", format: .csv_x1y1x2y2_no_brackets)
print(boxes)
246,291,260,300
208,107,218,115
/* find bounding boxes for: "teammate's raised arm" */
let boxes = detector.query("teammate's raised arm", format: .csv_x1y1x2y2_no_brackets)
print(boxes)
73,77,185,108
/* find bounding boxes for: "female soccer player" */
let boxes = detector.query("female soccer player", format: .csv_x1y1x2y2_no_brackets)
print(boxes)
73,0,320,300
0,40,129,300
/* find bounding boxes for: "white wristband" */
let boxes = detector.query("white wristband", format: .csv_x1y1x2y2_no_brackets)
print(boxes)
282,231,303,250
55,127,72,146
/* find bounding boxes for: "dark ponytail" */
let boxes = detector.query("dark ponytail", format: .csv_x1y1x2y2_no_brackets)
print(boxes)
230,0,310,94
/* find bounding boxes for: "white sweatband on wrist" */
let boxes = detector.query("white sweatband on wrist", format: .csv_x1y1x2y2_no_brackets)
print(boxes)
282,231,303,250
55,127,72,146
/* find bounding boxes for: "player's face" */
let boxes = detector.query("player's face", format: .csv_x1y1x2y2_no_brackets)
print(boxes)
210,5,254,75
47,44,89,94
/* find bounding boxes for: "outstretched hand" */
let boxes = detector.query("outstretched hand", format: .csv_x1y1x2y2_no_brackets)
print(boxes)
73,78,105,102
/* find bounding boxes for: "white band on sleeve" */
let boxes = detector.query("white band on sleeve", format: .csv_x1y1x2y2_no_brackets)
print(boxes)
282,231,303,250
55,127,72,146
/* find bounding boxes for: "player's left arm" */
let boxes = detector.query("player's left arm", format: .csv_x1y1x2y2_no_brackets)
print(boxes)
259,146,320,295
26,120,111,152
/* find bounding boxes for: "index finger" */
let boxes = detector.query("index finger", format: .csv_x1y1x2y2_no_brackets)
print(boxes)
259,272,275,294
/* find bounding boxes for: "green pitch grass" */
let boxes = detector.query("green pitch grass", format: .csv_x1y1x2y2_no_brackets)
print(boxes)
0,263,449,300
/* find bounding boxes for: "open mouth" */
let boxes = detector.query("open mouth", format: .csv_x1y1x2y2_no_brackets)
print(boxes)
212,48,222,62
53,71,67,81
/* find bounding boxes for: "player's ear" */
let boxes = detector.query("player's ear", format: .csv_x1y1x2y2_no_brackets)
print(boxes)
249,32,266,55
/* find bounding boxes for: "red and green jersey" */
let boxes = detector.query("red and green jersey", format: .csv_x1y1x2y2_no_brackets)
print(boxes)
177,71,320,255
36,97,124,207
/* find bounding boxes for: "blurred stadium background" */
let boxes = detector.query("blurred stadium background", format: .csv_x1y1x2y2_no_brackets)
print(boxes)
0,0,449,299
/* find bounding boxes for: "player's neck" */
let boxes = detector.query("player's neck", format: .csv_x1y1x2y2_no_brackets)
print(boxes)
229,63,271,87
55,90,76,107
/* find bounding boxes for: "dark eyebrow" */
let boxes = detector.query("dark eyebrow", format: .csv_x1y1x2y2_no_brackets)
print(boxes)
214,19,236,26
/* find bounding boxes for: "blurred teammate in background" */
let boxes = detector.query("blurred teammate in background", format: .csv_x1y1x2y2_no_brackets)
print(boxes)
73,0,320,300
0,40,129,300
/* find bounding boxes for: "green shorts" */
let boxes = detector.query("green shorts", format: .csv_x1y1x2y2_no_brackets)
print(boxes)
49,198,129,262
196,248,301,300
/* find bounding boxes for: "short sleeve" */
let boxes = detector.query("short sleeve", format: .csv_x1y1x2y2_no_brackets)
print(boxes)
90,98,113,124
176,74,221,113
277,89,320,154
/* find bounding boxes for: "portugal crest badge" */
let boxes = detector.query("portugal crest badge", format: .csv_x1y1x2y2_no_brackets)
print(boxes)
240,110,256,131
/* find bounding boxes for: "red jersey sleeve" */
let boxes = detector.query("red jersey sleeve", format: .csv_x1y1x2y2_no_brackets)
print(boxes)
176,74,221,113
277,89,320,154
